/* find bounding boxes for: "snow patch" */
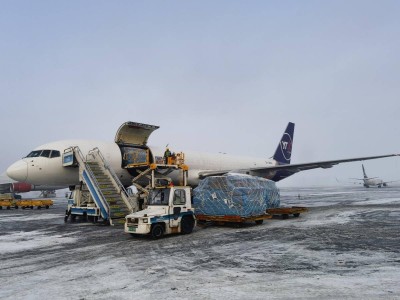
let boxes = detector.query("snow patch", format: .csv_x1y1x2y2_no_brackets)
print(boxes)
0,230,77,254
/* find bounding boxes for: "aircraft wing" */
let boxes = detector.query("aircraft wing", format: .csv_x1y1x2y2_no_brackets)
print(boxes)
198,153,399,179
382,180,400,185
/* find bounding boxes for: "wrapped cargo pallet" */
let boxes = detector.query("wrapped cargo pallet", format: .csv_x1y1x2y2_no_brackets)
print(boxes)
193,174,280,217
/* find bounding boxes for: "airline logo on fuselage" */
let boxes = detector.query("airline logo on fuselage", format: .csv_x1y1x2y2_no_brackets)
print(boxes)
280,133,292,161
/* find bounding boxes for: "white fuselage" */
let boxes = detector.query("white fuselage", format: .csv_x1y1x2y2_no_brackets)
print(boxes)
6,139,278,188
363,178,385,187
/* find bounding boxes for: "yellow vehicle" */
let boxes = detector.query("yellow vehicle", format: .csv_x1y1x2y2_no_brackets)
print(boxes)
15,199,53,209
0,199,13,209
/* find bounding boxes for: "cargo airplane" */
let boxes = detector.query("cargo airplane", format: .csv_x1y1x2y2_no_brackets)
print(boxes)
351,164,399,188
6,122,399,189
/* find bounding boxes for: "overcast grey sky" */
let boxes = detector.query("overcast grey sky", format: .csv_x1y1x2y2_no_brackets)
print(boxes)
1,1,400,187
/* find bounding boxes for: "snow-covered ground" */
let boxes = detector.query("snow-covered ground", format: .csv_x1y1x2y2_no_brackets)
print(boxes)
0,187,399,299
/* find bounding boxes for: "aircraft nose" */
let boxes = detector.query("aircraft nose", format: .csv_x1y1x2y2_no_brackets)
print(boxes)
6,160,28,182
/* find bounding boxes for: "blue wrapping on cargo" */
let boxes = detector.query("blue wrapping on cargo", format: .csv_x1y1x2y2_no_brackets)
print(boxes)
193,174,280,217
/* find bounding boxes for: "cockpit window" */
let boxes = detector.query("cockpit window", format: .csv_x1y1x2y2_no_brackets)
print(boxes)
25,149,59,158
40,150,51,157
26,150,42,157
50,150,60,158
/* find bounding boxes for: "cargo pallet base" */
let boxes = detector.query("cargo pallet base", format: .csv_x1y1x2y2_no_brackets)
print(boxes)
196,213,272,225
266,206,308,219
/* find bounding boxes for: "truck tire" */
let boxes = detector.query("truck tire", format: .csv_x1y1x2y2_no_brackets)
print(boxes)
151,223,164,239
181,216,195,234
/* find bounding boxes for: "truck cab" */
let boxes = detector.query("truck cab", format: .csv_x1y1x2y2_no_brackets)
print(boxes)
124,186,196,238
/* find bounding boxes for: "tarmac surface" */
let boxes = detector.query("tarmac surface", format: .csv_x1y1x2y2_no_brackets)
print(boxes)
0,186,399,299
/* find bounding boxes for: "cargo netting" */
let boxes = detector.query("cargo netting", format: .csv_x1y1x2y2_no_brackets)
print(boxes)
193,174,280,217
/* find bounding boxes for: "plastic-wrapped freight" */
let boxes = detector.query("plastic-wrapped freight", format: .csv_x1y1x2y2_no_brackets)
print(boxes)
193,174,280,217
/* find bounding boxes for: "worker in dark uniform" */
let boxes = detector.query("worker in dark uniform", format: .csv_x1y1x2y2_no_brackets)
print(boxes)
164,148,171,164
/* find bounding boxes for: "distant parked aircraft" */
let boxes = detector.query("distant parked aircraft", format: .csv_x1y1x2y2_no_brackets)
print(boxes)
351,164,398,188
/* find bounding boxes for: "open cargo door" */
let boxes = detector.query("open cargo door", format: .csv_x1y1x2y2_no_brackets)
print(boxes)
115,122,159,169
115,121,159,146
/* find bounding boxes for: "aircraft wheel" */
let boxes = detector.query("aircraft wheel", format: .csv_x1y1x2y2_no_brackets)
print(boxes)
181,216,195,234
151,223,164,239
255,219,264,225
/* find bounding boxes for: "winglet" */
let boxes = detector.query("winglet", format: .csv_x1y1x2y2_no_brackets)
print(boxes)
273,122,295,165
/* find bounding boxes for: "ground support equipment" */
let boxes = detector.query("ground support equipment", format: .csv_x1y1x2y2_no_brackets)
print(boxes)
196,213,272,225
266,206,308,219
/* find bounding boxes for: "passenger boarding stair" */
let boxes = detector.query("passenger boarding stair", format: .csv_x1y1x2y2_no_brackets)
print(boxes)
64,147,138,225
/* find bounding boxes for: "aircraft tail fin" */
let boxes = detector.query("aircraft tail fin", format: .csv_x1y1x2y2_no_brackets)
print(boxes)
362,164,368,179
272,122,295,164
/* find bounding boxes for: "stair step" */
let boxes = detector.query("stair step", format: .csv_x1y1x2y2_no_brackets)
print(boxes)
110,207,130,213
91,171,106,175
111,212,128,218
99,186,116,190
106,197,122,202
111,218,126,226
102,191,119,195
96,178,112,182
109,205,124,209
107,200,124,206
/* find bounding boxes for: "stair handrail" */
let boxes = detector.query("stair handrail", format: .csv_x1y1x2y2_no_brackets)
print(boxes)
88,147,135,211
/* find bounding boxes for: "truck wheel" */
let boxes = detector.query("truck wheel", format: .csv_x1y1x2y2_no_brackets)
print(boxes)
181,216,195,234
151,224,164,239
255,220,264,225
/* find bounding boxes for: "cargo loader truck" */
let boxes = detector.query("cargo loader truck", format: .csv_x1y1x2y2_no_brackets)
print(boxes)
124,185,196,239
